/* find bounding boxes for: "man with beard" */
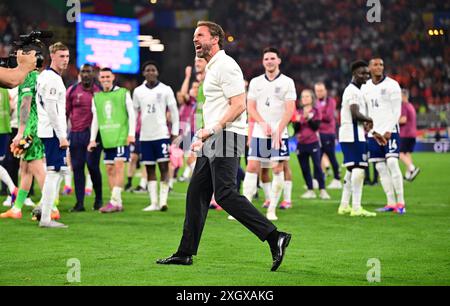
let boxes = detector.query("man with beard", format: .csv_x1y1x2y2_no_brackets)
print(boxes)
66,64,103,212
157,21,291,272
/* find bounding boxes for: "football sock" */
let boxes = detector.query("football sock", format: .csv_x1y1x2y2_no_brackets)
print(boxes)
13,189,29,211
40,171,59,224
340,170,352,208
110,187,122,206
64,171,72,187
262,182,271,201
148,181,158,205
375,162,396,205
269,171,284,209
54,173,63,208
182,166,191,179
86,173,93,190
160,182,169,206
243,172,258,202
387,158,405,204
351,168,365,211
139,177,147,189
283,180,292,203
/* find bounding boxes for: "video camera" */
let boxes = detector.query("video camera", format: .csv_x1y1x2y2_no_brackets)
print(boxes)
0,30,53,68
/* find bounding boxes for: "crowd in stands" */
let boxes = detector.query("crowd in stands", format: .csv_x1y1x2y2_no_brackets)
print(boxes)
1,1,448,116
220,0,449,114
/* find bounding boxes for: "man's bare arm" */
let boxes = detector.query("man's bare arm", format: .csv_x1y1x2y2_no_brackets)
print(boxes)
0,51,36,88
12,95,32,146
350,104,372,124
217,93,246,131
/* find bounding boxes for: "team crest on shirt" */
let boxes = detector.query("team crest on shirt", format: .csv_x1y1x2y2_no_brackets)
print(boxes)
275,87,281,94
50,88,57,95
381,89,387,95
156,93,162,102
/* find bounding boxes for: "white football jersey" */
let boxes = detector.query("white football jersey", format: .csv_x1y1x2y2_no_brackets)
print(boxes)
36,68,67,139
133,82,178,141
362,76,402,136
8,87,18,129
339,83,367,143
247,73,297,139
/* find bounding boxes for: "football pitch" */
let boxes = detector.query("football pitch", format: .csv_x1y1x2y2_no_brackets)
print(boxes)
1,152,449,286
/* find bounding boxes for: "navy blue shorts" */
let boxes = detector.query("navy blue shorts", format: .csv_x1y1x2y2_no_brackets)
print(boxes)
140,139,170,165
42,136,68,171
130,134,141,155
340,141,368,168
368,132,400,162
103,146,130,164
248,137,290,163
0,133,8,161
400,137,416,153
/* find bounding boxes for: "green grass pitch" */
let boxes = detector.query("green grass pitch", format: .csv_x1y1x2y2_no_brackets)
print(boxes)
1,152,449,285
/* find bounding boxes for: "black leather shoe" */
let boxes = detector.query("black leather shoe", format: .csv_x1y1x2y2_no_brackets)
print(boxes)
93,202,103,211
270,232,291,272
70,204,86,212
156,254,193,265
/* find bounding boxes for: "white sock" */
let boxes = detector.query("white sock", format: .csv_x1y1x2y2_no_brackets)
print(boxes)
243,172,258,202
40,171,60,224
86,173,93,189
110,187,122,206
283,180,292,202
139,177,147,189
169,178,175,189
160,181,169,206
340,170,352,208
387,158,405,204
375,162,396,205
148,181,158,205
55,174,63,206
182,166,191,179
351,168,365,211
408,164,416,172
0,165,16,193
262,182,271,201
190,161,196,172
269,171,284,209
64,171,72,187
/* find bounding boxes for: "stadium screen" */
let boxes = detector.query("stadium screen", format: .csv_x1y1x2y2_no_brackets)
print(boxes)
77,13,140,74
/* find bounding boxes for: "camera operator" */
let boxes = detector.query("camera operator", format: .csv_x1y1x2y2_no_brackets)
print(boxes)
0,50,37,89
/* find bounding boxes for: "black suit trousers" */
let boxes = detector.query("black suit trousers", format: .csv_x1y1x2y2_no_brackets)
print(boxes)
177,131,277,255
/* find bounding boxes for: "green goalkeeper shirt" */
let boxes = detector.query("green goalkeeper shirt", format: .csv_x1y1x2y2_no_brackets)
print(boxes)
17,71,44,161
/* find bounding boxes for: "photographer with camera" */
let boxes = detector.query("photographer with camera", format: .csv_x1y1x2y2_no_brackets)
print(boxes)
0,50,37,89
0,31,53,89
